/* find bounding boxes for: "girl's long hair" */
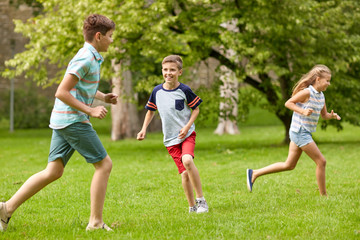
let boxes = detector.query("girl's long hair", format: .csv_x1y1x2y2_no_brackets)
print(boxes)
292,65,331,96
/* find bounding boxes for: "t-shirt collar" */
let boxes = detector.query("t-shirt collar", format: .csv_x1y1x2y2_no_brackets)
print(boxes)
84,42,104,63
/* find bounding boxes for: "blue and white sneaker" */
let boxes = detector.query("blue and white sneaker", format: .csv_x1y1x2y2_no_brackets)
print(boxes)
246,169,253,192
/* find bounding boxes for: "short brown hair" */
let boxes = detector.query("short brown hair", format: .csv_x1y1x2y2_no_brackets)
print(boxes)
162,55,183,70
83,14,115,42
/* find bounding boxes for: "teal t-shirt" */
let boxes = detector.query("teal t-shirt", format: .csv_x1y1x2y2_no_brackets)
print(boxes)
49,42,103,129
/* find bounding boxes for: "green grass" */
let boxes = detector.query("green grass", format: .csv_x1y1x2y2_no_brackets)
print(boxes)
0,116,359,239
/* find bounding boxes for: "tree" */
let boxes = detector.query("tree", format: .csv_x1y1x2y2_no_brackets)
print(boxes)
3,0,360,142
113,0,360,143
214,65,240,135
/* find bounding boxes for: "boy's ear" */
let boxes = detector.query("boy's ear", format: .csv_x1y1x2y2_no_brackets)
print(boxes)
95,32,102,41
179,69,183,75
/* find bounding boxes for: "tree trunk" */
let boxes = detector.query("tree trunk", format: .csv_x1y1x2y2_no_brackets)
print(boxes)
214,65,240,135
111,59,140,140
276,110,292,144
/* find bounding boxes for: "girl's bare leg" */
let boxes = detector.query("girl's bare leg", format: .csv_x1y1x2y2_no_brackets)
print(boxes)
301,142,327,196
252,141,303,183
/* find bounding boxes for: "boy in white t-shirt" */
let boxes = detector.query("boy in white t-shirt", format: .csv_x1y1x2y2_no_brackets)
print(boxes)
137,55,209,213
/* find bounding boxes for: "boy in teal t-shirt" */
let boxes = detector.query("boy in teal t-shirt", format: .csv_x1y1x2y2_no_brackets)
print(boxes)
0,14,117,232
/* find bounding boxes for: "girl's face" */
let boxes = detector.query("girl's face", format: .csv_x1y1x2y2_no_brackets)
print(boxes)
316,73,331,91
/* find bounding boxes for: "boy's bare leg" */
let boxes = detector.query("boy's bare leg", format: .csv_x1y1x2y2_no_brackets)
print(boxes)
88,155,112,227
182,154,203,198
252,142,302,183
5,159,64,215
181,171,196,207
302,142,327,196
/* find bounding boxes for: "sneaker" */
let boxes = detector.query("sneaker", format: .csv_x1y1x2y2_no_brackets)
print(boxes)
189,205,197,213
86,223,113,231
246,169,253,192
196,199,209,213
0,202,11,232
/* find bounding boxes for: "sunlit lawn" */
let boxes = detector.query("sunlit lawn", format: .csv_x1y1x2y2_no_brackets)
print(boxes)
0,111,359,239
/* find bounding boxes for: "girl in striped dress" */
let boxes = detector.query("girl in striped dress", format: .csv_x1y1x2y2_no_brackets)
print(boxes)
247,65,341,196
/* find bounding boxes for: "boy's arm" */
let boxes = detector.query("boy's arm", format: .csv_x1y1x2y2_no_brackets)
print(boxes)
178,106,200,139
55,74,108,119
320,100,341,120
95,90,118,104
137,110,155,140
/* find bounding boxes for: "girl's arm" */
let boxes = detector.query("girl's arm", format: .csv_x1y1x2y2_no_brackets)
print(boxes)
178,107,200,139
137,110,155,140
285,89,313,116
55,74,108,119
320,100,341,120
95,90,118,104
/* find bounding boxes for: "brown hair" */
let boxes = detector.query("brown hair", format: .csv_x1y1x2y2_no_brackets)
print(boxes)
292,64,331,96
162,55,183,70
83,14,115,42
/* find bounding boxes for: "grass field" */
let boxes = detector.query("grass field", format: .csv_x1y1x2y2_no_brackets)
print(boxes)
0,110,359,239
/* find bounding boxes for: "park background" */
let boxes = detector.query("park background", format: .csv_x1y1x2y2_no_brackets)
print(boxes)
0,0,359,239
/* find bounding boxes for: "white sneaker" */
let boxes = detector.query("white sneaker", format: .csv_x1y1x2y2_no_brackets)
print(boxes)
196,199,209,213
86,223,113,231
189,205,197,213
0,202,11,232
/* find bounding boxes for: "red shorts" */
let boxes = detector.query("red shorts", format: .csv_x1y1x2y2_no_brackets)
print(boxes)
166,131,196,174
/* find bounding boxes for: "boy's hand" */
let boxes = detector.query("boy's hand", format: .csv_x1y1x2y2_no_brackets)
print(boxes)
137,130,146,141
178,126,190,139
104,93,118,104
330,110,341,120
89,106,108,119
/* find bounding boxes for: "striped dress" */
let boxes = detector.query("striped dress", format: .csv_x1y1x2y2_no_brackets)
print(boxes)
290,85,325,133
49,42,103,129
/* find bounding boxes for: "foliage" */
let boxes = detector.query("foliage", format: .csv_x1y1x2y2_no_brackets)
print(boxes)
0,84,53,129
2,0,360,138
0,123,359,239
193,83,221,128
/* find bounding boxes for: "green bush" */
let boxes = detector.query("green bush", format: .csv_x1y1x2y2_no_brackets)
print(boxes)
0,87,53,129
195,84,220,128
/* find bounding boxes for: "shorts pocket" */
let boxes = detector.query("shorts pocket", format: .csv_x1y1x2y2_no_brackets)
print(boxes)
175,99,185,111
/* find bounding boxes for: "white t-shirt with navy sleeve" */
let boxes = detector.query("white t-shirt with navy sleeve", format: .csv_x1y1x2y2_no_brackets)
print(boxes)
146,83,202,147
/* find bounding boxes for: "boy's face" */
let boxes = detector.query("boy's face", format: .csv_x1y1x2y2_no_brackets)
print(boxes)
97,29,114,52
162,62,182,85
